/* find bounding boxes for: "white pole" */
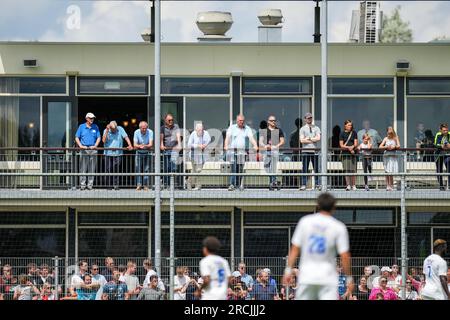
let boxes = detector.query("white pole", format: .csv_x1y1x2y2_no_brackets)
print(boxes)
320,0,328,190
154,0,162,276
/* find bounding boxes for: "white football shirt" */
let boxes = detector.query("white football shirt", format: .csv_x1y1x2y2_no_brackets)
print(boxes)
421,254,448,300
199,254,231,300
291,212,350,286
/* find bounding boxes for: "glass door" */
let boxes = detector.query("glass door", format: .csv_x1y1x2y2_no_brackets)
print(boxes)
42,97,76,189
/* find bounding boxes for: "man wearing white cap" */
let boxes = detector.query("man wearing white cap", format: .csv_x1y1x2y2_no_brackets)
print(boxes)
75,113,101,190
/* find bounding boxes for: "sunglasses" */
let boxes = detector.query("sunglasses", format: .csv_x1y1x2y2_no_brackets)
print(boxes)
268,119,276,122
92,268,99,271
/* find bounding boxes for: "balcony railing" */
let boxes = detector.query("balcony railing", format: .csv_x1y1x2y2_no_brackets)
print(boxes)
0,147,449,191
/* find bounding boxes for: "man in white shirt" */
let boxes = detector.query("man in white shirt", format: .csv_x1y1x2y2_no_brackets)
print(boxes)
283,193,354,300
421,239,449,300
174,266,190,300
224,114,258,191
199,236,231,300
187,122,211,190
299,113,321,190
123,261,141,300
143,258,165,292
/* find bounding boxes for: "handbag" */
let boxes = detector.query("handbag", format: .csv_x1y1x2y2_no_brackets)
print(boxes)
339,131,354,161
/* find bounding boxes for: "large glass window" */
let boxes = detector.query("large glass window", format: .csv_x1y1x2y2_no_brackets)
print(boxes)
0,212,65,225
408,78,450,95
0,77,66,94
185,97,230,132
328,78,393,95
0,228,65,257
349,228,397,257
162,78,229,95
408,212,450,225
243,78,311,95
162,211,231,225
328,98,394,146
78,77,148,95
78,212,148,225
78,228,147,257
406,98,450,147
0,97,40,150
243,98,311,141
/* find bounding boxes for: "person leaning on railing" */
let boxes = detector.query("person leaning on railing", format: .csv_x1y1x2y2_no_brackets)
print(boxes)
379,127,400,192
133,121,154,191
75,112,101,191
102,121,133,191
187,122,211,191
339,120,359,191
434,123,450,191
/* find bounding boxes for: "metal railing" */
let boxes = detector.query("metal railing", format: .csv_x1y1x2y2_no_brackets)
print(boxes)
1,147,450,191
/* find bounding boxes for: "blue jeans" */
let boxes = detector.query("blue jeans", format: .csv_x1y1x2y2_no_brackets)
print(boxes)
135,152,150,186
163,150,178,186
263,151,279,184
302,153,319,187
228,152,245,187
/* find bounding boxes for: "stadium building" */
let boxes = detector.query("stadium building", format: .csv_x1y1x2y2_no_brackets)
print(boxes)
0,40,450,282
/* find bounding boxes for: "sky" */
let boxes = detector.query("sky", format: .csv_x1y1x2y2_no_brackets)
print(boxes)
0,1,449,42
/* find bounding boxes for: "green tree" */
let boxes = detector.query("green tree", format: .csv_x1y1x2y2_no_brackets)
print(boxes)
380,6,413,43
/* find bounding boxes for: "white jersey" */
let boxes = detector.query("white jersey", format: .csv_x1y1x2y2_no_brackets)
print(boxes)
421,254,448,300
292,212,350,286
199,254,231,300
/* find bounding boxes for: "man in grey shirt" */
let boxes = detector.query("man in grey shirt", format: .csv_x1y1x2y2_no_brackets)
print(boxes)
160,113,182,188
137,275,164,300
299,113,321,190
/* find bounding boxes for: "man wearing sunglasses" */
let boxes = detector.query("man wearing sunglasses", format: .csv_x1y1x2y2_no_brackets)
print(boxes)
91,264,107,300
259,115,285,190
160,113,182,189
299,113,321,191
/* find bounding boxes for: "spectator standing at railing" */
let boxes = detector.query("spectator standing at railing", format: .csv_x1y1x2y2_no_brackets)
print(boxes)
137,275,164,300
160,113,182,189
299,112,321,191
397,279,419,300
252,270,278,300
227,271,248,300
133,121,153,191
358,134,373,191
75,112,101,191
13,275,40,300
76,274,97,300
187,122,211,191
102,270,128,300
259,115,285,190
123,261,141,300
174,266,190,300
143,258,166,293
280,272,297,300
91,264,107,300
434,123,450,191
26,263,39,286
102,257,115,282
369,277,397,300
339,120,359,191
357,120,382,147
390,264,402,292
224,114,258,191
379,127,400,192
183,272,202,300
372,266,393,289
356,276,370,300
70,260,90,296
36,264,53,291
415,122,426,160
237,262,253,300
102,120,133,191
0,264,17,300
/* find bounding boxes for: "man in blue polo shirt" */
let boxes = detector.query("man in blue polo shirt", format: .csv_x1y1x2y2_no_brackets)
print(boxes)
102,120,133,190
75,112,101,190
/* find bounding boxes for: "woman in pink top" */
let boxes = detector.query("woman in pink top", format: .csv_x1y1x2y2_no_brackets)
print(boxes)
369,277,398,300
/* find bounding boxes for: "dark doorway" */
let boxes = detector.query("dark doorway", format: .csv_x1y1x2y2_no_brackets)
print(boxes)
77,97,149,188
78,97,148,140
